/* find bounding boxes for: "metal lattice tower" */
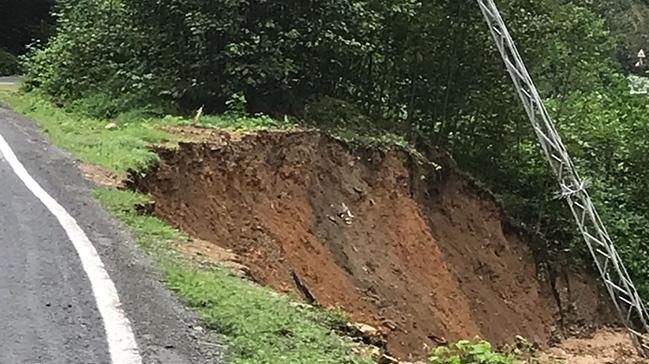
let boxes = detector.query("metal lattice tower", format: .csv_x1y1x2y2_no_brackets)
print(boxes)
476,0,649,355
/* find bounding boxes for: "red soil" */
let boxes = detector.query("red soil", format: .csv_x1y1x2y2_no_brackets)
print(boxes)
130,128,616,360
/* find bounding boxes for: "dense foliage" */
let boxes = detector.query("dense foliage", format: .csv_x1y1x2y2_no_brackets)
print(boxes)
21,0,649,299
0,49,19,76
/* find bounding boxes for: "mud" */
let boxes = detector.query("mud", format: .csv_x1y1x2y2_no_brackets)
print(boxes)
79,162,123,188
129,127,617,360
541,329,646,363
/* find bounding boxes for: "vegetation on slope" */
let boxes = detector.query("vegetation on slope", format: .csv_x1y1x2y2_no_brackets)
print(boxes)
583,0,649,71
0,0,53,76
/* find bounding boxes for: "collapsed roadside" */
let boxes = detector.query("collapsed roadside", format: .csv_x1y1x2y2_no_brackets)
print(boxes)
2,87,647,363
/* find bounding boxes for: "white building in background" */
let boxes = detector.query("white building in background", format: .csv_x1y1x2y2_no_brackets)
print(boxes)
636,49,646,68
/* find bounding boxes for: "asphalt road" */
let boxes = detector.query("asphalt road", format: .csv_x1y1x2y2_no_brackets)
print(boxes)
0,76,19,85
0,155,110,362
0,104,223,363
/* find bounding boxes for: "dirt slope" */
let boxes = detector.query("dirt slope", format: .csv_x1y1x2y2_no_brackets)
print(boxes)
130,128,616,360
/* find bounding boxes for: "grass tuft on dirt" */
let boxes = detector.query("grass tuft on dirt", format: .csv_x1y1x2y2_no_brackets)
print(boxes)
198,113,299,131
0,89,376,364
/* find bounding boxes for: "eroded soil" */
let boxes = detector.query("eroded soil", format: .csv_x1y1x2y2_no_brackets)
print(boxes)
129,127,618,360
541,329,646,363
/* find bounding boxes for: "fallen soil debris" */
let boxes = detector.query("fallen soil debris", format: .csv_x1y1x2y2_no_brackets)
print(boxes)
79,161,124,188
540,329,647,363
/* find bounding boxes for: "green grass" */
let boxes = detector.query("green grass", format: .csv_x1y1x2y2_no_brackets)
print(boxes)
1,88,417,173
0,89,376,364
0,90,300,175
1,90,175,174
198,112,298,131
0,83,19,94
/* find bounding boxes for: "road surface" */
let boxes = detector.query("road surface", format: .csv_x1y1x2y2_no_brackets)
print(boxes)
0,104,222,363
0,76,19,85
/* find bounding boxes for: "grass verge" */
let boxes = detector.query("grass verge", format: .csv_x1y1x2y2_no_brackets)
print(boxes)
0,89,173,174
0,91,299,175
0,89,375,364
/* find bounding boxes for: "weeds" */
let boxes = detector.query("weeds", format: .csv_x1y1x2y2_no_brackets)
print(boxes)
1,90,174,174
196,113,298,131
430,341,519,364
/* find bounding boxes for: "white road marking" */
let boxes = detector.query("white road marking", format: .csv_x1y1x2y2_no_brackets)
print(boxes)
0,133,142,364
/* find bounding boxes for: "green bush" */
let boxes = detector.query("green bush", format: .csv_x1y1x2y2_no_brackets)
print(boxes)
430,341,518,364
23,0,374,114
0,49,18,76
305,96,370,129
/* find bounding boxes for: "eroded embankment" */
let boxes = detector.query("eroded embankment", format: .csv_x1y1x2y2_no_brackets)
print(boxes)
129,127,616,360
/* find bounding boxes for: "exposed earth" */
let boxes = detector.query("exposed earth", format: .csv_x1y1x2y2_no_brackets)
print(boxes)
128,126,646,362
541,329,646,363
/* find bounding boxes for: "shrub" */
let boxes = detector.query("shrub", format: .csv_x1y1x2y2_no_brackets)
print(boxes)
0,49,19,76
430,341,519,364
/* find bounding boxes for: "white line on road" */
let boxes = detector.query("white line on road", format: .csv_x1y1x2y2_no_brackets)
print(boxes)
0,133,142,364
